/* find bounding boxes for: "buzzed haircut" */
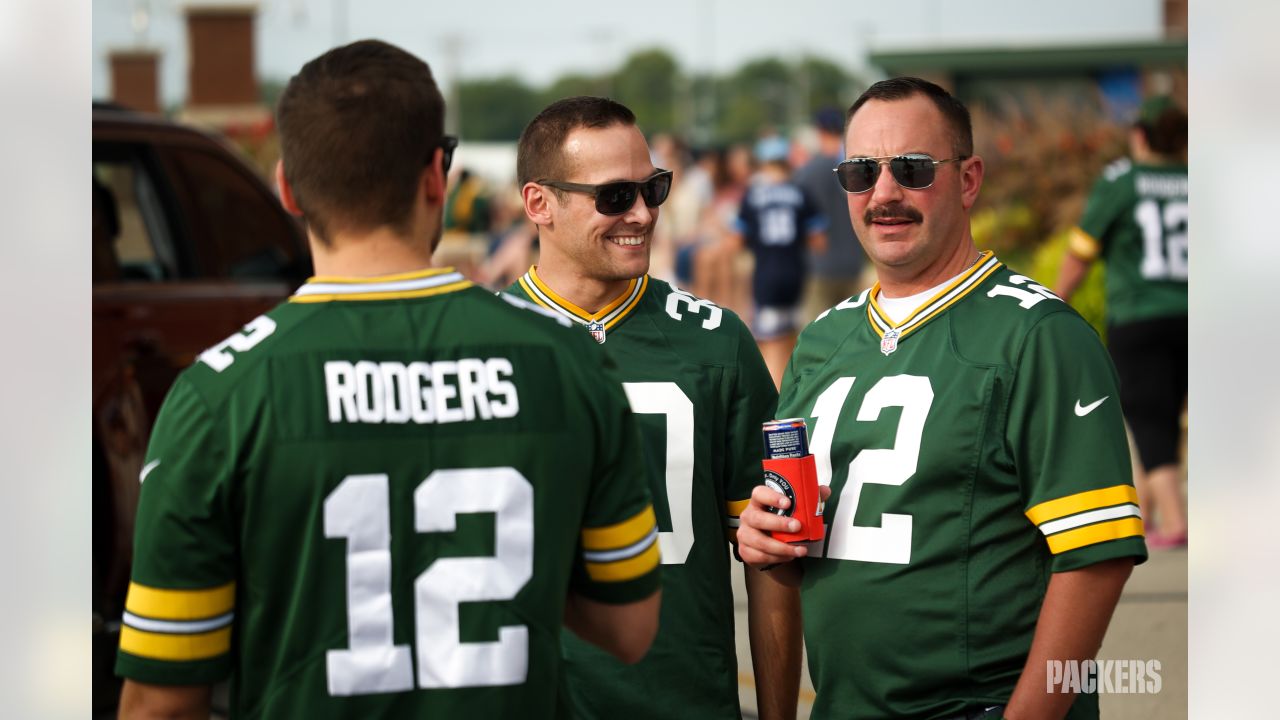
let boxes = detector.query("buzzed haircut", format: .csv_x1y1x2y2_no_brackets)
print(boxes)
517,97,636,189
846,77,974,158
276,39,445,243
1138,106,1188,157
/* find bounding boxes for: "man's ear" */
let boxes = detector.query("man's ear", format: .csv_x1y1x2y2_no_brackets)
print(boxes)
959,154,984,211
521,182,554,228
420,148,447,206
276,161,303,216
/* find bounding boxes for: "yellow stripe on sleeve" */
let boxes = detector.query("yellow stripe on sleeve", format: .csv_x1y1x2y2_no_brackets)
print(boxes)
1025,485,1139,526
1045,517,1146,554
125,581,236,621
726,499,750,518
582,505,657,551
1068,227,1102,261
118,625,232,662
584,542,661,582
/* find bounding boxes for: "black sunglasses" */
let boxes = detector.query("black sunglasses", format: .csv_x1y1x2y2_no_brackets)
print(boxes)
538,169,673,216
438,135,458,174
833,154,967,193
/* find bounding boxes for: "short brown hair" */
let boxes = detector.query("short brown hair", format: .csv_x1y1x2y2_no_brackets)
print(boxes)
276,40,444,243
1136,97,1188,156
846,77,973,158
516,96,636,189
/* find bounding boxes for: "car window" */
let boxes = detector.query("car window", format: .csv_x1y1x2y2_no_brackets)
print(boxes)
158,146,301,280
92,153,180,283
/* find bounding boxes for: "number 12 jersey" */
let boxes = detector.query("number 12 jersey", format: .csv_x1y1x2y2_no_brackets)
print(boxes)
115,269,660,719
780,254,1148,719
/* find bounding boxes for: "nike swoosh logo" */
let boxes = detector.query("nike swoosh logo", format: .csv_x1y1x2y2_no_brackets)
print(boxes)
139,459,161,483
1074,397,1109,416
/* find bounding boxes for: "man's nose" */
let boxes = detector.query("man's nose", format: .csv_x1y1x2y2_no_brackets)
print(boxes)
868,161,904,204
620,191,654,225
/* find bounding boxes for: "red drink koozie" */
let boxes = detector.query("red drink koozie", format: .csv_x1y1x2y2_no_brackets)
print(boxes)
763,454,825,544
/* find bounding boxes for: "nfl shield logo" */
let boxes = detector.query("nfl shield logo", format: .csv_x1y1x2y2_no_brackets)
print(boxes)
587,320,607,344
880,329,900,356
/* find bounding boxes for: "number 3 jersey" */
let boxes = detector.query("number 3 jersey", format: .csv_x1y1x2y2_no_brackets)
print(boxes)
115,268,660,719
779,254,1149,720
1069,158,1188,325
507,269,779,720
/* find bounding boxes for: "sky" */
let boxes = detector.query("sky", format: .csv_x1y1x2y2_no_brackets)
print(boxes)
92,0,1163,105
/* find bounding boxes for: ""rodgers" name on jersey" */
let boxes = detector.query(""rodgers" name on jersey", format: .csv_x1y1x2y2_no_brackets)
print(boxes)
324,358,519,425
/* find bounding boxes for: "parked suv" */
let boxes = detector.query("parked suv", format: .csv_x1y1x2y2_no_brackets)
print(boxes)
92,102,309,709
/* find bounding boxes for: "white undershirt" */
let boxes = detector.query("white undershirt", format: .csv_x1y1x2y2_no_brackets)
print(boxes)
875,270,969,325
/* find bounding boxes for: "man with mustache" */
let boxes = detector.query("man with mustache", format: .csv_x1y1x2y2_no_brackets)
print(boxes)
506,96,800,720
736,77,1147,719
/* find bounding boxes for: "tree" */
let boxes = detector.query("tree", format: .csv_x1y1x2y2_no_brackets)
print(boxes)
611,48,681,135
541,73,611,107
798,56,858,116
457,76,541,141
717,57,792,142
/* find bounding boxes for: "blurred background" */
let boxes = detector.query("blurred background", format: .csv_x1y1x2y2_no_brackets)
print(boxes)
91,0,1186,333
88,2,1188,718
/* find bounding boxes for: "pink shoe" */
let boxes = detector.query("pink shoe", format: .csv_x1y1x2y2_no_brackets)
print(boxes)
1146,530,1187,550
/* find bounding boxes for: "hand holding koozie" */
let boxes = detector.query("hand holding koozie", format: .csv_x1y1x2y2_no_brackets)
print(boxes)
761,419,825,544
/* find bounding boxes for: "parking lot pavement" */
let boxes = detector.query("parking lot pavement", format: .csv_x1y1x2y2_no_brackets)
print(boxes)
732,547,1187,719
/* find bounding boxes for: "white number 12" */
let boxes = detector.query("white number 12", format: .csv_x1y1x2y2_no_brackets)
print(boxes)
324,467,533,696
809,375,934,564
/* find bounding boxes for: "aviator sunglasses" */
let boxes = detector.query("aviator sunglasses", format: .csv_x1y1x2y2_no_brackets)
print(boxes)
833,153,967,194
538,169,674,216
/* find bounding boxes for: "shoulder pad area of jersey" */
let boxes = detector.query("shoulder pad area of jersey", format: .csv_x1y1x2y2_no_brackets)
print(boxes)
662,286,724,331
1103,158,1133,182
497,291,574,328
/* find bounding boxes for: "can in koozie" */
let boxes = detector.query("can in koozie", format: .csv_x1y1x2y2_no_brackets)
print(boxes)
762,418,810,459
760,419,825,544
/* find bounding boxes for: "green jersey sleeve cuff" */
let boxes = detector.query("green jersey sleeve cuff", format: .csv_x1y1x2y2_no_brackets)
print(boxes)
115,651,231,687
1051,535,1148,572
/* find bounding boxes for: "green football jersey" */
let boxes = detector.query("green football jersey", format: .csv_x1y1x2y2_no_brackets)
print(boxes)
507,269,778,720
1071,158,1188,325
779,253,1148,720
115,267,661,720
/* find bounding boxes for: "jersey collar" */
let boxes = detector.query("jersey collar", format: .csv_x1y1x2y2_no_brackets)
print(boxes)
517,266,648,332
866,251,1002,344
290,267,472,303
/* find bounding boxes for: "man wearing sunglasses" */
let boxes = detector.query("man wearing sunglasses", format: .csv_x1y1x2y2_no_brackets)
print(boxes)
736,77,1147,719
115,42,662,719
507,96,800,720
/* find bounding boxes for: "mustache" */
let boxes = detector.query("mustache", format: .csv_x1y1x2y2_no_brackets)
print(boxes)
864,203,923,225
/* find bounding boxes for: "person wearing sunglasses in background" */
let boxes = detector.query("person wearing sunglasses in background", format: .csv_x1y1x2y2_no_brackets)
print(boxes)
115,43,663,719
736,77,1147,719
507,96,801,720
1055,95,1189,551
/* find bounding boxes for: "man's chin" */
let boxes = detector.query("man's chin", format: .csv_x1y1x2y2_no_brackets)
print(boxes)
605,254,650,282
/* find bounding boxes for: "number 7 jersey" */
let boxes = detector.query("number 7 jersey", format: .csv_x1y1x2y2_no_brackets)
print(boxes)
507,269,779,720
780,254,1148,719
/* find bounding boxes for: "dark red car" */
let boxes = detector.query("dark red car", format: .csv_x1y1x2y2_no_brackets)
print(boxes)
92,102,309,709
